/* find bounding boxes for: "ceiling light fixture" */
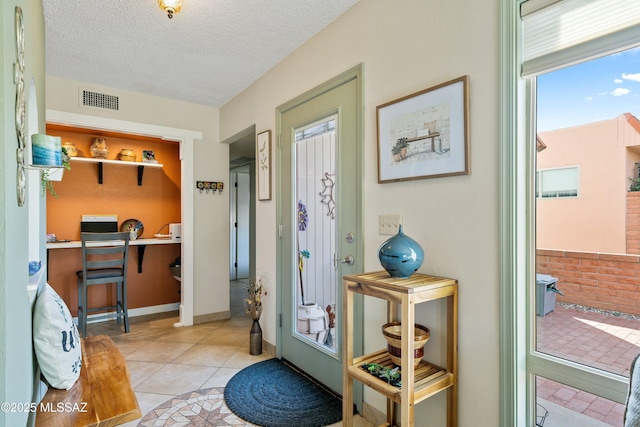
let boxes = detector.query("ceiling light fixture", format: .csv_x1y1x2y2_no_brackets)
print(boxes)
158,0,182,19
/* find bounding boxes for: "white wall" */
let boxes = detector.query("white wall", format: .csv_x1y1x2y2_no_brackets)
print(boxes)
220,0,500,425
45,77,228,318
1,1,46,425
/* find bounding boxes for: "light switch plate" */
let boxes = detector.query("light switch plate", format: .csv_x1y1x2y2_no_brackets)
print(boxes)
379,214,402,235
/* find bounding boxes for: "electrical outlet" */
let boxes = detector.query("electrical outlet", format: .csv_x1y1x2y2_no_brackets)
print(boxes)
379,214,402,235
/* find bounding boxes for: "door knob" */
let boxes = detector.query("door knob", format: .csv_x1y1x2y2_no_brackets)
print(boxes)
334,253,354,267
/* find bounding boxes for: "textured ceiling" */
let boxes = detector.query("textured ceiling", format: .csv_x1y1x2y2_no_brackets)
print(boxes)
42,0,359,108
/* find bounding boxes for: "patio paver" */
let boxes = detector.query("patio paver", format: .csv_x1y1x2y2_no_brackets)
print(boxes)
536,303,640,426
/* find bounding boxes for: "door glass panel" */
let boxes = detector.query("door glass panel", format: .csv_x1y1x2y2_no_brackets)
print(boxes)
294,117,338,353
535,47,640,377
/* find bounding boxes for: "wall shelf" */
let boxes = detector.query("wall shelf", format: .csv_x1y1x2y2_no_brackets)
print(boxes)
69,157,163,185
342,271,458,427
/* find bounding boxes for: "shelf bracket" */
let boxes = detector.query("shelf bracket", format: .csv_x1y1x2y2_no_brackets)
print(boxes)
98,162,103,184
137,244,146,273
137,166,144,186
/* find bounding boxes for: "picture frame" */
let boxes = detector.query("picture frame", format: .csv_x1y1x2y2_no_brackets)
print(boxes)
376,75,469,183
257,130,272,201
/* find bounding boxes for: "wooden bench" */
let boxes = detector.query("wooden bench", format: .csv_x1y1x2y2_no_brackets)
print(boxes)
36,335,141,427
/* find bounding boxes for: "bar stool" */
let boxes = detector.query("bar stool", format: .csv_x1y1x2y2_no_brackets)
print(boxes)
76,232,130,337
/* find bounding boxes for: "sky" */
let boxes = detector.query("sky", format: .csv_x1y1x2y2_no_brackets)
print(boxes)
537,46,640,132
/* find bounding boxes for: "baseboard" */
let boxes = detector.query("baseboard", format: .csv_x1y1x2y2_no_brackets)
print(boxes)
263,339,276,356
363,401,386,426
193,310,230,324
79,302,181,324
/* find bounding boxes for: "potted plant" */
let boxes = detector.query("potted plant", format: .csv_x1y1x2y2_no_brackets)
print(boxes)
41,147,70,197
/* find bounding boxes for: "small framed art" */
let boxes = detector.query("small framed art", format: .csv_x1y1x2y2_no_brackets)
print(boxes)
257,130,272,200
377,75,469,183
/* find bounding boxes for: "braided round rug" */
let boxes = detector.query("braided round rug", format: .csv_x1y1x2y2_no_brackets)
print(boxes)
223,358,342,427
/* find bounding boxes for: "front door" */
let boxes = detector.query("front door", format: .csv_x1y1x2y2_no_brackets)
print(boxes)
277,67,362,395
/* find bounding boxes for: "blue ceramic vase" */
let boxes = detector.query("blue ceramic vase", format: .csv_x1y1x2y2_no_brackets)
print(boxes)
378,225,424,278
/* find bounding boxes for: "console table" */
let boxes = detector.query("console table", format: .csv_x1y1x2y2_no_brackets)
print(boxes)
342,271,458,427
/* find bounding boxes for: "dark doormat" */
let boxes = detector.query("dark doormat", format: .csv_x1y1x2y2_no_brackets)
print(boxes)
223,358,342,427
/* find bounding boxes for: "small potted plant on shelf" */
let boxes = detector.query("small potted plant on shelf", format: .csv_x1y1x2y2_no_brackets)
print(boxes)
361,362,402,387
41,147,71,197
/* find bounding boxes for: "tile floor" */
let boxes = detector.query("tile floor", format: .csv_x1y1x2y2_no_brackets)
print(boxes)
536,303,640,426
87,281,373,427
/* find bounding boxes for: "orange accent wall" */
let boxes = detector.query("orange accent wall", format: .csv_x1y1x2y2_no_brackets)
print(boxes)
45,126,181,316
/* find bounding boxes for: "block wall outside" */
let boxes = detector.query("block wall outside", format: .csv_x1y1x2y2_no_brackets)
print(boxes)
536,249,640,316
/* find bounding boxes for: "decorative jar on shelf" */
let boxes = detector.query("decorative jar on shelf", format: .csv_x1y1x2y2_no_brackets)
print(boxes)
90,137,108,159
382,322,430,367
378,225,424,278
61,141,78,157
118,148,136,162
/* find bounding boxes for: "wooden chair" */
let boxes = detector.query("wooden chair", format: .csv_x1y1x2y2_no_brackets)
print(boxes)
76,232,130,337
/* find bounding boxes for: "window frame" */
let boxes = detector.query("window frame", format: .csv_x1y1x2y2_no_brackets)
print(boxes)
500,1,632,426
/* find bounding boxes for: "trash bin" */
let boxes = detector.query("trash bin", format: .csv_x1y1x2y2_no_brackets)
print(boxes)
536,274,562,317
169,256,181,278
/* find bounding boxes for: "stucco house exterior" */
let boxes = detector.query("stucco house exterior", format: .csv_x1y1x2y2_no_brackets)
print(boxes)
537,113,640,254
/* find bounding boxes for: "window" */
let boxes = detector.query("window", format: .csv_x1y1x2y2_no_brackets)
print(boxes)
536,167,578,198
501,1,640,426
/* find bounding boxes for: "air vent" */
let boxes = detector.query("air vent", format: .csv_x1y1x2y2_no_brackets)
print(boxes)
80,89,119,111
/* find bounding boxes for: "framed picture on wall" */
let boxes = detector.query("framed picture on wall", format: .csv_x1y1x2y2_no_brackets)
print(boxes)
257,130,272,201
377,75,469,183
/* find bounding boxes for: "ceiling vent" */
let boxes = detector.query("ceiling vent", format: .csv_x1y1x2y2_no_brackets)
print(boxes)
79,88,119,111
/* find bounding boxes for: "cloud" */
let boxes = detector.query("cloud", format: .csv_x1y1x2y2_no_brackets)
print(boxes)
611,88,631,96
585,96,593,101
622,73,640,82
615,78,623,84
598,92,608,96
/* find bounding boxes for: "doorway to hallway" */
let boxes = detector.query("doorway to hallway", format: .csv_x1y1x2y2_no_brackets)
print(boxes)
227,126,257,309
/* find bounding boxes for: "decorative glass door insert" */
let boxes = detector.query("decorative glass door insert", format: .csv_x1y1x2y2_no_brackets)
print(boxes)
294,117,338,353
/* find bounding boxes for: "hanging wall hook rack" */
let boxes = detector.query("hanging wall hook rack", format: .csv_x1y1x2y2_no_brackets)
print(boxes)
196,181,224,194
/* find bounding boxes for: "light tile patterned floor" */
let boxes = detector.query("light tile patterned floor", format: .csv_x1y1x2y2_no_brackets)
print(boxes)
536,303,640,426
87,281,373,427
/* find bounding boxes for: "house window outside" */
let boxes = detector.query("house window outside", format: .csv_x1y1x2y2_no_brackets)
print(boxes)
536,167,578,198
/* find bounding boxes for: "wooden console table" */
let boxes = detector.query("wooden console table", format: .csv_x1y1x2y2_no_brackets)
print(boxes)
342,271,458,427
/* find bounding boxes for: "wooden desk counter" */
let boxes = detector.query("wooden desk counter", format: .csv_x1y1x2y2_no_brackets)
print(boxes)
47,238,180,273
47,237,180,249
